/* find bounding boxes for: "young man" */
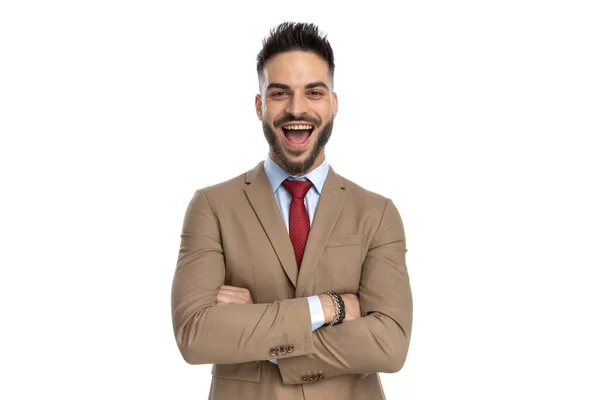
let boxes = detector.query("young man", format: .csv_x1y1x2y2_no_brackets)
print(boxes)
171,22,413,400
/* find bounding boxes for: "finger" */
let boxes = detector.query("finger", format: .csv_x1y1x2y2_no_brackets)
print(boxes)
218,286,249,295
219,285,249,293
218,287,252,301
217,292,245,304
217,289,251,302
217,289,253,304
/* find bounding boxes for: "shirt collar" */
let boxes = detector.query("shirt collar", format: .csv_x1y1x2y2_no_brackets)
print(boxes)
263,153,329,195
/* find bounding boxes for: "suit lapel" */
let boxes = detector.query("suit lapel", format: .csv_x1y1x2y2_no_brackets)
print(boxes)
244,161,299,288
243,161,347,296
295,165,347,297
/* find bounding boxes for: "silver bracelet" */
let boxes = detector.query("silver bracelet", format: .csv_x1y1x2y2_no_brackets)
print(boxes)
325,290,341,326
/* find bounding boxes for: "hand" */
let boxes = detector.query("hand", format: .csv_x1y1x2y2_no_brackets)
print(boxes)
216,285,254,305
341,293,361,321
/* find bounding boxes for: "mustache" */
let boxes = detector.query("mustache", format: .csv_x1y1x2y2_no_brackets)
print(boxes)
273,114,321,128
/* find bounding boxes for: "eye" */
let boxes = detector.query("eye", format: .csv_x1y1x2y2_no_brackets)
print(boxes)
271,91,287,97
308,91,324,97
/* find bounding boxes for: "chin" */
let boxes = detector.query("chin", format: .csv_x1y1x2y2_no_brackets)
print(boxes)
263,119,331,175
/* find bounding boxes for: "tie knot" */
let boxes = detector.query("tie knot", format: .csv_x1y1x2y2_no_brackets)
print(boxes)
282,179,313,199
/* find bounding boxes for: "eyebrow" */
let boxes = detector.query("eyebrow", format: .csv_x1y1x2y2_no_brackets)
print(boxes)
266,81,330,91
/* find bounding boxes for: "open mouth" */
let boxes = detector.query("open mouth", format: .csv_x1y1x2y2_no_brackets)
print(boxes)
281,124,315,145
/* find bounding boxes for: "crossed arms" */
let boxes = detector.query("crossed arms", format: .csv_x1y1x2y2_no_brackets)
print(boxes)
171,189,413,384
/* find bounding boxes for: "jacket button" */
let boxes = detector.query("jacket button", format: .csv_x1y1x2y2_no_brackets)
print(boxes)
302,376,308,381
280,346,287,354
317,374,324,380
269,349,277,356
287,345,294,353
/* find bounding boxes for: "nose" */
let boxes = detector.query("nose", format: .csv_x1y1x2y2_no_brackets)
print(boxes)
285,91,309,117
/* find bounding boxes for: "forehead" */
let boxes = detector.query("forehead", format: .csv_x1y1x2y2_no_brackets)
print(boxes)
263,51,331,88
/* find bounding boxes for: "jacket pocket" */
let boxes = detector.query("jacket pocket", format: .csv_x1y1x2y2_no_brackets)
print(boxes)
319,234,366,294
325,234,364,248
211,361,262,383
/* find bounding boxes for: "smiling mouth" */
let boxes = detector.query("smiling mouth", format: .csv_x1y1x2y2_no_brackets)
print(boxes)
281,124,315,144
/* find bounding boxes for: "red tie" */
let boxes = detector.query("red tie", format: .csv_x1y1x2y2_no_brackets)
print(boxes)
281,179,313,268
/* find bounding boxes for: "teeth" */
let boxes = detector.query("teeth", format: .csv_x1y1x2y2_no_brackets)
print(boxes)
282,124,313,130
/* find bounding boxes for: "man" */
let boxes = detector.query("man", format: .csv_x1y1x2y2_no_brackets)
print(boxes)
171,22,412,399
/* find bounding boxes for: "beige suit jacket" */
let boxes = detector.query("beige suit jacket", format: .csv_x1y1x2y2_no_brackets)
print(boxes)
171,161,413,400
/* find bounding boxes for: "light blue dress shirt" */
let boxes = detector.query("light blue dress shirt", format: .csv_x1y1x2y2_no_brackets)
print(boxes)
263,153,328,363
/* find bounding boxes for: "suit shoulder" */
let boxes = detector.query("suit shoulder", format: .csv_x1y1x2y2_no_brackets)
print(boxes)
188,171,247,206
337,173,405,231
337,173,390,208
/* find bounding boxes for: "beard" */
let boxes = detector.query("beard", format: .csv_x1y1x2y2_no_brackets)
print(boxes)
262,117,333,176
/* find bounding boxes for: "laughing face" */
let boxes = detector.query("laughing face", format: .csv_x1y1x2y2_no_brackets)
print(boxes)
255,51,338,176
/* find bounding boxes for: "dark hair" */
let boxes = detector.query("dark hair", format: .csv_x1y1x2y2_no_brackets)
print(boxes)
256,22,335,85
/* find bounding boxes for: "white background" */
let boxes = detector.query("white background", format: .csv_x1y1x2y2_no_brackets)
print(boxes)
1,0,599,399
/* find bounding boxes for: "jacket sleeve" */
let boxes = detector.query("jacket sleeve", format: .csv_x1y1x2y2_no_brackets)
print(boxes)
171,189,315,365
276,198,413,384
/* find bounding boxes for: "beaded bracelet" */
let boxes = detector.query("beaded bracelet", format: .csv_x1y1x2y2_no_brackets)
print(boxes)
325,290,346,326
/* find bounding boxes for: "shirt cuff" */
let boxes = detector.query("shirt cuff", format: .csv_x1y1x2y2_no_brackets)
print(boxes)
269,359,278,364
307,295,325,331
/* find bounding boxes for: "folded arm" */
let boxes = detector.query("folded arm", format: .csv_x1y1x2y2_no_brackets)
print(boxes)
171,189,315,365
276,198,413,384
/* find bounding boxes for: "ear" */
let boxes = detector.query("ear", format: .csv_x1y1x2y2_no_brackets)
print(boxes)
332,91,339,118
255,94,263,120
